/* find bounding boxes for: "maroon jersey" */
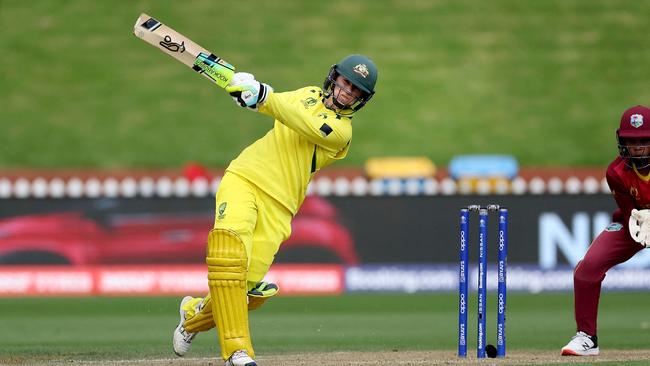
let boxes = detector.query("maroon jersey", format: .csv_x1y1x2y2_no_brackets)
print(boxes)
606,156,650,225
570,106,650,339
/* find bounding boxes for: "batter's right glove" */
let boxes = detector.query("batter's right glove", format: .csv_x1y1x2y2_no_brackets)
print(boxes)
225,72,272,111
629,209,650,248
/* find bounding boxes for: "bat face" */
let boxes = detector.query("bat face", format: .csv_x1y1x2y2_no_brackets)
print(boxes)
133,13,234,88
159,35,186,53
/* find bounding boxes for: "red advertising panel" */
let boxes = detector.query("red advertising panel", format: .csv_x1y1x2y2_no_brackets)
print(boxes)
0,264,344,296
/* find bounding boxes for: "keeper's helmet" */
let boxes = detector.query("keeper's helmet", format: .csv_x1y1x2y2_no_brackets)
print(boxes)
323,54,378,112
616,105,650,168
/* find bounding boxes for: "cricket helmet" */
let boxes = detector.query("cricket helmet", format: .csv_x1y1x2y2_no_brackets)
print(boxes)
323,54,378,112
616,105,650,168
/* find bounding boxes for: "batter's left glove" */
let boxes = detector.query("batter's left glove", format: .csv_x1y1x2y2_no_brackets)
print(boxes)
225,72,272,111
629,209,650,248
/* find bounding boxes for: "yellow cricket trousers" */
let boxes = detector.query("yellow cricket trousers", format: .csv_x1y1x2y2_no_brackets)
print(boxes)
214,171,292,286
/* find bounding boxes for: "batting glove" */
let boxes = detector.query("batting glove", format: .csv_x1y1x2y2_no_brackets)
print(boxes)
247,281,279,311
225,72,272,111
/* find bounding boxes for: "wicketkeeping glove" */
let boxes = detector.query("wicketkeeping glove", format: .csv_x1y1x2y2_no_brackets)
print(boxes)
225,72,272,111
628,209,650,248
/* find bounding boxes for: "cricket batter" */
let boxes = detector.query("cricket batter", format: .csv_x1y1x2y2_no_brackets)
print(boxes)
171,55,378,366
561,105,650,356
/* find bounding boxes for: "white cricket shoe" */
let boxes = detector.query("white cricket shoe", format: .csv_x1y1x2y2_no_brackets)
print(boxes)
172,296,197,357
225,350,257,366
561,331,599,356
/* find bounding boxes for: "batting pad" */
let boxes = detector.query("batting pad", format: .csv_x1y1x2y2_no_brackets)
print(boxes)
206,228,254,360
183,295,215,333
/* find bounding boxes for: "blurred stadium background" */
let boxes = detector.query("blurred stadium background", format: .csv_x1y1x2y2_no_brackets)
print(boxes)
2,0,650,364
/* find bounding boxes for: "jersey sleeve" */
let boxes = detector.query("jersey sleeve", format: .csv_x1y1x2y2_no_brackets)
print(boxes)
258,89,351,152
606,165,634,225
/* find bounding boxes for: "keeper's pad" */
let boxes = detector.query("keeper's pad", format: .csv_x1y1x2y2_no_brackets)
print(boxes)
207,228,254,360
247,281,279,311
183,295,215,333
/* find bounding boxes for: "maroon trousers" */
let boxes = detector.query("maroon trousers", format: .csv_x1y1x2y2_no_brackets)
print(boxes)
573,226,645,336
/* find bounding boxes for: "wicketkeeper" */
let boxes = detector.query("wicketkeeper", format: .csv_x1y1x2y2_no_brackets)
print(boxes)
561,105,650,356
171,55,378,366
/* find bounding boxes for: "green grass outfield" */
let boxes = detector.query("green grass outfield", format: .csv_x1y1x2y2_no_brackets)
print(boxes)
2,293,649,365
2,1,650,169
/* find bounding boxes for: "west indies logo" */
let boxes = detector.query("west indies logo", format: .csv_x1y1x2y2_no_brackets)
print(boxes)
631,114,644,128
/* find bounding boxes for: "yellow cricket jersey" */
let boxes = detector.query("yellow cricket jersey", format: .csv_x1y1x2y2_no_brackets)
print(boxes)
226,86,352,215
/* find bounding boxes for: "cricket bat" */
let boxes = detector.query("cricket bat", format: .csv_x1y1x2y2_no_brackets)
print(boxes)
133,13,235,88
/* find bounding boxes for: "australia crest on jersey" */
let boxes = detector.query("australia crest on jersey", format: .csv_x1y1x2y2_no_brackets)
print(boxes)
630,114,644,128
